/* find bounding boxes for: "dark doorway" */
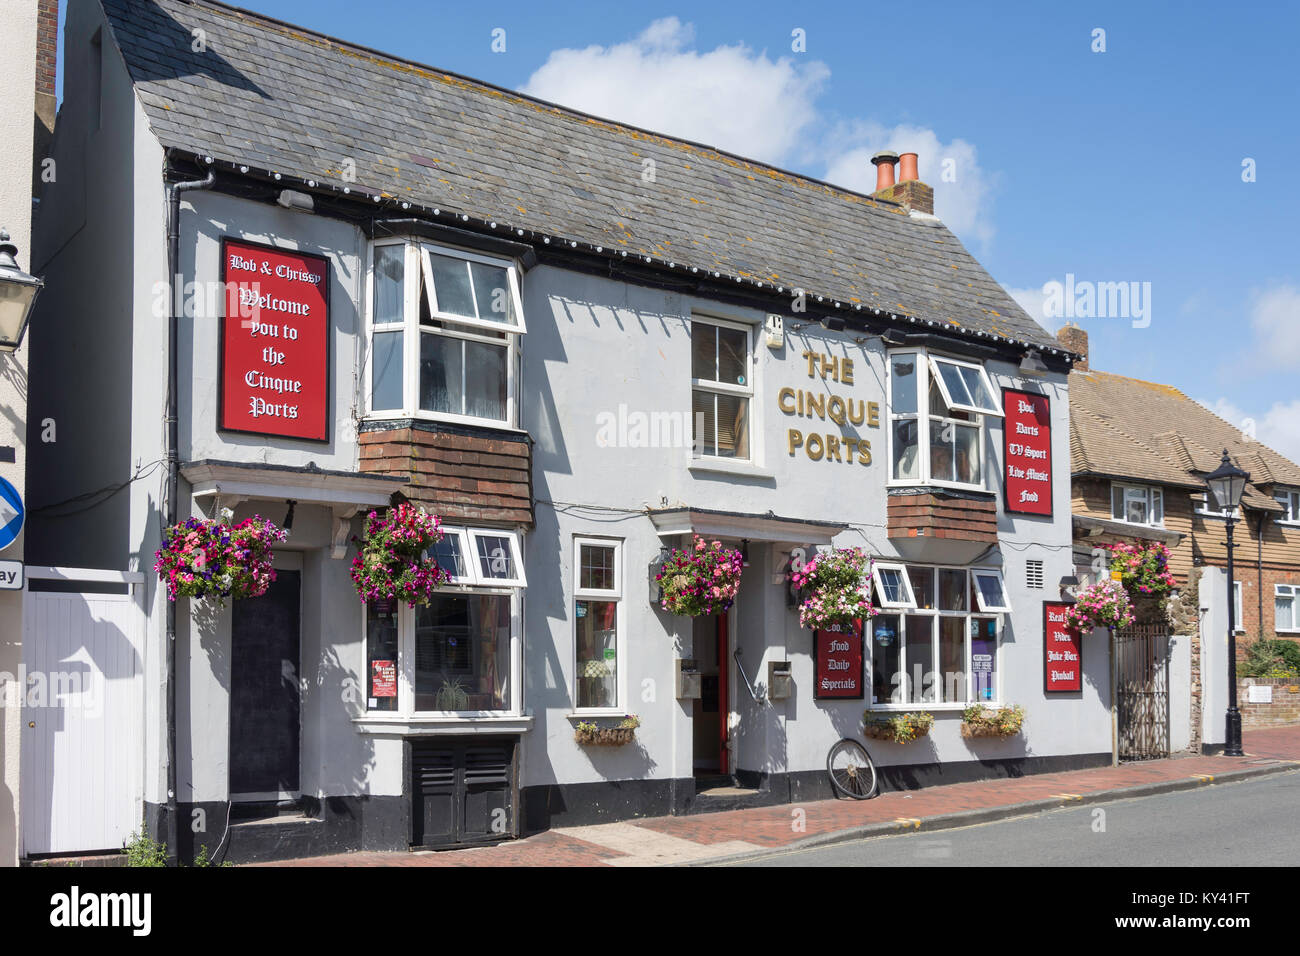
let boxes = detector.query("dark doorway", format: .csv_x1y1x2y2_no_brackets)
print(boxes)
692,610,729,776
411,737,517,847
230,569,301,798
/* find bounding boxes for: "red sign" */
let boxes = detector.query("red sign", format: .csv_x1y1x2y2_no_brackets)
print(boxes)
1043,601,1082,692
815,624,864,699
371,660,397,698
1003,388,1052,516
220,238,330,441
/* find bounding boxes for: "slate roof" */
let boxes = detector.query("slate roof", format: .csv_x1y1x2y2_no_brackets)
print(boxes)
99,0,1065,353
1069,368,1300,511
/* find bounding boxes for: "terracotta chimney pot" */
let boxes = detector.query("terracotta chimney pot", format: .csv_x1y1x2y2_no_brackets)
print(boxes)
871,151,899,192
899,152,919,183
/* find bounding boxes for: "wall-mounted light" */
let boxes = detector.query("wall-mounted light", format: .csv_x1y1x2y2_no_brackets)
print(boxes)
283,499,297,533
0,230,44,352
1059,573,1079,599
741,538,750,566
276,189,314,212
820,315,845,332
1019,348,1049,377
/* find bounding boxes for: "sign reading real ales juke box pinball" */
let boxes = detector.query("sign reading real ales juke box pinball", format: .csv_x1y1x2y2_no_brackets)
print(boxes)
1002,388,1052,516
220,238,330,441
1043,601,1082,693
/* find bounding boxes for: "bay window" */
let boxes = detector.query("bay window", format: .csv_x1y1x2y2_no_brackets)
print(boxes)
868,565,1004,708
366,239,524,426
888,350,1001,489
574,537,623,711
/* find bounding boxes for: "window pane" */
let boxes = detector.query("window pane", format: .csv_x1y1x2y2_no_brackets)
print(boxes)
1125,490,1148,524
371,330,404,410
878,568,906,604
428,253,476,317
939,617,966,703
714,393,749,459
469,261,514,325
930,418,956,482
576,599,618,708
905,616,934,703
936,360,974,407
970,618,997,701
890,355,917,415
957,364,996,411
1276,594,1293,631
692,323,717,381
907,566,934,609
871,615,901,705
430,533,468,581
1151,488,1163,524
717,326,748,387
415,593,511,711
372,244,404,325
475,534,516,581
1112,485,1124,520
464,339,507,420
939,569,967,611
955,422,980,484
975,572,1009,611
419,332,461,414
692,389,717,456
580,544,616,592
892,418,919,480
366,598,400,711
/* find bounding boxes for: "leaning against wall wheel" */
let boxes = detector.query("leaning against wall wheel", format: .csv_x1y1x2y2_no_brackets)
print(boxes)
827,738,878,799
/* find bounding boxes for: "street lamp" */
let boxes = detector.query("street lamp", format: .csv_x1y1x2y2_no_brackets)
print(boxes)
0,229,43,352
1204,448,1250,757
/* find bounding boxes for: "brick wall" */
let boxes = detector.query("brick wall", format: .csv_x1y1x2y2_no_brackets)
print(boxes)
1237,679,1300,729
1231,565,1300,648
359,424,533,526
36,0,57,97
887,492,997,543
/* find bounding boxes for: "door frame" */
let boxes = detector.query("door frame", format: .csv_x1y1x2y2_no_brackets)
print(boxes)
228,550,304,804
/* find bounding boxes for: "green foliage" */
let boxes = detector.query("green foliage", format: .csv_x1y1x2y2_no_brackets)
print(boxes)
862,711,934,744
961,704,1026,737
1241,639,1300,679
124,829,167,867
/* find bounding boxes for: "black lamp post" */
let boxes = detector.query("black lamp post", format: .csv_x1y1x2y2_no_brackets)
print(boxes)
0,229,44,352
1204,449,1249,757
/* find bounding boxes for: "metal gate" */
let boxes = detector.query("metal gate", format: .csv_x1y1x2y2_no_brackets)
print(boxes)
1114,623,1170,760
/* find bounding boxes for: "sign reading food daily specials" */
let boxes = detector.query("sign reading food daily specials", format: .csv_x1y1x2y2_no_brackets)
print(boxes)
1043,601,1082,692
1003,388,1052,516
221,238,329,441
814,624,864,699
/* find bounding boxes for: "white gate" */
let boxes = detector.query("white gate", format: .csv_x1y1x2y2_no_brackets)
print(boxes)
21,568,146,856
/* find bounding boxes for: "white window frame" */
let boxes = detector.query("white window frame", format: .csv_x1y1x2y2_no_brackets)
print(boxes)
927,355,1005,417
363,238,525,429
572,536,626,715
871,562,917,610
420,244,527,335
1196,491,1239,519
971,568,1012,613
886,348,991,492
429,527,474,585
1111,482,1164,528
690,315,754,463
467,528,527,587
1274,489,1300,525
1275,584,1300,634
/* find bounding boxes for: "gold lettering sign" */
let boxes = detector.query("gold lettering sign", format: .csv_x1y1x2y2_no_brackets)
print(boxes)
781,351,879,465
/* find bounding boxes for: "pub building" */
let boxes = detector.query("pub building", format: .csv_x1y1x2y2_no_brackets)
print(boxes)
21,0,1104,863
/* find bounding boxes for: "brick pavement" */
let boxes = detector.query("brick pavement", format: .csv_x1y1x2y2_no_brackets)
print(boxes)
265,725,1300,867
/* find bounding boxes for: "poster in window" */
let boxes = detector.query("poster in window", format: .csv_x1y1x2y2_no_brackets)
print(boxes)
1043,601,1082,693
371,660,397,698
220,238,330,441
815,623,864,699
1002,388,1052,516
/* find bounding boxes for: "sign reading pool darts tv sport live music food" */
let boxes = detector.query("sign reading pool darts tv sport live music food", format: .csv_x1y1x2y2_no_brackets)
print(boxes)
1043,601,1082,693
1002,388,1052,516
220,239,329,441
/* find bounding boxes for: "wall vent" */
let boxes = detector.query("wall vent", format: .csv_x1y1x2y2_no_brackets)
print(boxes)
1026,560,1045,589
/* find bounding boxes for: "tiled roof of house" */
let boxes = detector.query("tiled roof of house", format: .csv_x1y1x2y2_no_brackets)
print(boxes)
1069,368,1300,511
99,0,1064,353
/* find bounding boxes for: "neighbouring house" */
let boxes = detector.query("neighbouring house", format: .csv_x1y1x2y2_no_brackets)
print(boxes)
1064,322,1300,752
21,0,1096,863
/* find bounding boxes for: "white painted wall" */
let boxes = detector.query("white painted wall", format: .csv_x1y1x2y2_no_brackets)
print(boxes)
1199,566,1229,747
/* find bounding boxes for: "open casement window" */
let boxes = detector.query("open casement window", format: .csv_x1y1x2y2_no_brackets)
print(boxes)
872,562,917,609
420,245,525,334
927,356,1004,417
691,317,752,460
971,569,1012,613
427,527,526,588
1111,483,1163,527
429,527,474,584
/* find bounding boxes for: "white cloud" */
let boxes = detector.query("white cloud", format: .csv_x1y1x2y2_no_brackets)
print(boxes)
1198,396,1300,466
521,20,997,246
1248,284,1300,368
520,17,829,164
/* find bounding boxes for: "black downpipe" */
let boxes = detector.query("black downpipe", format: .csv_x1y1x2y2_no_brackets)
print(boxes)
164,164,214,864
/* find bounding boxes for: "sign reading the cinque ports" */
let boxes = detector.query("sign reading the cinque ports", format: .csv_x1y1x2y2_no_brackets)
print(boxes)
814,624,864,699
220,238,330,441
1043,601,1081,693
780,351,880,465
1003,388,1052,516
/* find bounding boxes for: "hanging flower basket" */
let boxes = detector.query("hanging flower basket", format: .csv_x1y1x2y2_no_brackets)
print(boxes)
789,547,875,631
574,715,640,746
1106,540,1175,622
154,509,285,605
655,536,743,616
1063,580,1134,637
350,503,452,607
960,704,1025,738
862,711,934,744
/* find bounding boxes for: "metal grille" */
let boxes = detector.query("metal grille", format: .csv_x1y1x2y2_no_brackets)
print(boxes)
1115,624,1170,760
1026,560,1044,589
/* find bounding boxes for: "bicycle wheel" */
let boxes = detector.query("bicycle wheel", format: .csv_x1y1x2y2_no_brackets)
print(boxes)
827,738,878,800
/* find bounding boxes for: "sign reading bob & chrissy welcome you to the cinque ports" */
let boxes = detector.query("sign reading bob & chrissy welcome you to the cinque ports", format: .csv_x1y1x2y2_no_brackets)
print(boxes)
220,238,330,442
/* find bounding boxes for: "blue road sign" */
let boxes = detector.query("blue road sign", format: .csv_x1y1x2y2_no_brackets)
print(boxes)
0,477,24,552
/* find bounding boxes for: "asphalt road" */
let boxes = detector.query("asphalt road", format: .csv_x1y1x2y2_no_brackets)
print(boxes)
735,769,1300,867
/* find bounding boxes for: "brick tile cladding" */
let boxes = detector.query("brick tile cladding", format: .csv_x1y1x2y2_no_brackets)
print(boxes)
887,493,997,543
360,426,533,526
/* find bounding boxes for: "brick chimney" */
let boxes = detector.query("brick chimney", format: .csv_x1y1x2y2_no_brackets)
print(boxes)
1057,323,1088,371
871,150,934,215
33,0,58,197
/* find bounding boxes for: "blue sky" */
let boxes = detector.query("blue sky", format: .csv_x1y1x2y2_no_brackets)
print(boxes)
59,1,1300,456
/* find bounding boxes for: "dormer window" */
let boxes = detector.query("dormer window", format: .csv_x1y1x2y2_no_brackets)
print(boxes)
1111,483,1164,527
1275,488,1300,525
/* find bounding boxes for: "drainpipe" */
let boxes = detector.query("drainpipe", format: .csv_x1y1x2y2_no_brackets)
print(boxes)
164,159,214,864
1257,512,1265,640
